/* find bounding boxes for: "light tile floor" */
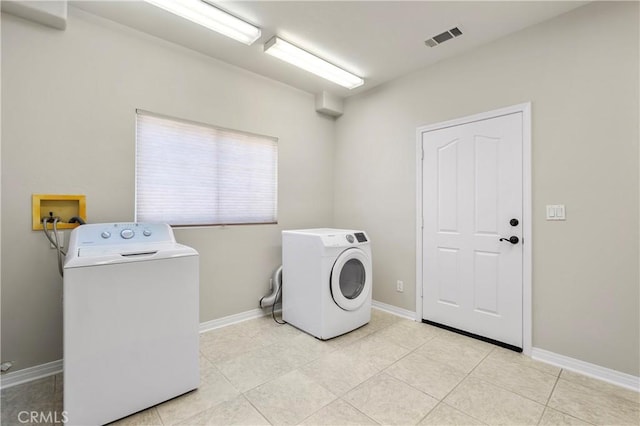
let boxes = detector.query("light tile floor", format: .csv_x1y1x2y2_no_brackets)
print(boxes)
2,309,639,425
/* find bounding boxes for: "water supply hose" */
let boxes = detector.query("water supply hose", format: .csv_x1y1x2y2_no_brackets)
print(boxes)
42,215,86,277
42,216,66,277
53,217,64,277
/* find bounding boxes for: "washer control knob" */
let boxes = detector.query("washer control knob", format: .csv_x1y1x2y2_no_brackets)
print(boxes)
120,229,135,239
143,229,152,237
101,231,111,239
346,234,355,243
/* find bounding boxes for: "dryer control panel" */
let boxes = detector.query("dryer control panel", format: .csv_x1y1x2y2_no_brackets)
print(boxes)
283,228,370,248
320,230,369,248
354,232,368,242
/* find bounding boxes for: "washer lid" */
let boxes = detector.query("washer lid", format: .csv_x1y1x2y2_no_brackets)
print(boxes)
330,248,372,311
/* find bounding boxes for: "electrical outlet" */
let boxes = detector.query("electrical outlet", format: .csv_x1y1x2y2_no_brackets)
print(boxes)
396,280,404,292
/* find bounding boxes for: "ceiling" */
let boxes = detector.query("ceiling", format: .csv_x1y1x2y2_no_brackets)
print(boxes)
71,1,588,98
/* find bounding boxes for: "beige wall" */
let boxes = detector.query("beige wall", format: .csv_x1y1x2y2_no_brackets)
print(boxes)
2,1,638,378
1,8,335,371
334,1,639,376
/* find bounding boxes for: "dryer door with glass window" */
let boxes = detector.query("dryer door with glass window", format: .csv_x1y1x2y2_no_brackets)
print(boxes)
330,248,372,311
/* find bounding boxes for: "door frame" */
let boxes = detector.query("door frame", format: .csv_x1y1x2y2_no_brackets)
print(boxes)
415,102,532,355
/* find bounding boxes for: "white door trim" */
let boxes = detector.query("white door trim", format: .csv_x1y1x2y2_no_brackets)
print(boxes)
415,102,532,355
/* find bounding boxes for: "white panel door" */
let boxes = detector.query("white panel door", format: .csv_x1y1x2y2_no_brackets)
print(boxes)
422,112,523,348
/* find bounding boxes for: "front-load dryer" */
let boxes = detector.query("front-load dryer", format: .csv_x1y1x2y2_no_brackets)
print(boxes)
282,228,372,340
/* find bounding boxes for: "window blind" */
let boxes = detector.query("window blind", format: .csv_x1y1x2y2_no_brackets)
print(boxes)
135,110,278,226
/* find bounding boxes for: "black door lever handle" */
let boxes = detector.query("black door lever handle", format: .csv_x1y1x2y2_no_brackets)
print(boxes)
499,236,519,244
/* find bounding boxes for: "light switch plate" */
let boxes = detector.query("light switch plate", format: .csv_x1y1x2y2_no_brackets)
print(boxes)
546,204,566,220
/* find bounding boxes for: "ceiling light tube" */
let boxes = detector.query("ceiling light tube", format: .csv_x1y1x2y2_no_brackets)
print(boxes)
264,37,364,90
144,0,261,45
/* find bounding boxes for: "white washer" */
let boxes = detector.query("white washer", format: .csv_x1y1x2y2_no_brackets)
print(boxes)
282,228,372,340
63,223,199,426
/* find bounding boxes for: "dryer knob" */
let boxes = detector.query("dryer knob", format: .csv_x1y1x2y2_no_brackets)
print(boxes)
143,229,152,237
101,231,111,239
120,229,135,239
346,234,355,243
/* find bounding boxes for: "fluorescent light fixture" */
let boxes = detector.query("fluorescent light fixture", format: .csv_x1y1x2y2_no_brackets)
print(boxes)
144,0,261,45
264,37,364,90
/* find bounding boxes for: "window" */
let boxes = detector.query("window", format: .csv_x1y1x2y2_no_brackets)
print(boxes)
135,110,277,226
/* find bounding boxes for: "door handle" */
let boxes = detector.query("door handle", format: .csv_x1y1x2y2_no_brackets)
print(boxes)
499,236,519,244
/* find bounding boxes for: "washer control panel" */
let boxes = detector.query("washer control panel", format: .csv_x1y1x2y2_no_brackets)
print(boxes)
73,223,175,247
119,229,135,239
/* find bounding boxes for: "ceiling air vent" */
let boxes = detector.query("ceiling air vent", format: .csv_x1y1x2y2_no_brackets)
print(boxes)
425,27,462,47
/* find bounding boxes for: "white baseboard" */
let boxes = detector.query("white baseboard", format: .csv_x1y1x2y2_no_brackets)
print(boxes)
199,307,272,333
5,307,638,395
0,309,274,391
0,303,395,390
372,300,417,320
0,359,62,390
372,301,639,393
532,347,640,392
